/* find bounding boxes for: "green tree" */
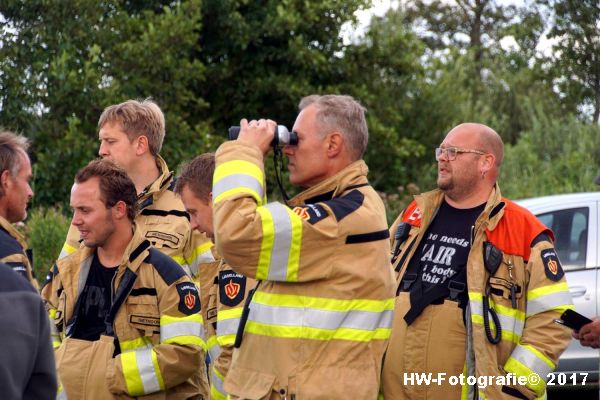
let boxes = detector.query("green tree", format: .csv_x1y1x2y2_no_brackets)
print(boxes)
547,0,600,124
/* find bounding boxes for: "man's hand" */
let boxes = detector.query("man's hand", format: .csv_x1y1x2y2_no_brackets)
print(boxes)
573,317,600,348
237,118,277,156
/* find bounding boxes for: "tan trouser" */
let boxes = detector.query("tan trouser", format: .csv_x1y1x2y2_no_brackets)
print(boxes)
56,335,116,399
382,292,467,399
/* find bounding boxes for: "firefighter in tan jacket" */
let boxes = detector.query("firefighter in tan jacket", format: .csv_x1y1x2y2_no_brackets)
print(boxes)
42,159,208,399
0,130,38,288
175,153,256,400
381,123,572,400
213,95,396,399
57,99,214,277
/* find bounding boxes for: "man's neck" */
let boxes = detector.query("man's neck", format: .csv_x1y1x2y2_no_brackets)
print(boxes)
444,184,494,209
128,156,161,195
97,224,134,267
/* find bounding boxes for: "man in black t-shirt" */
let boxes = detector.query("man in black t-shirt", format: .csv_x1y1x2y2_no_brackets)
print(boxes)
382,123,572,400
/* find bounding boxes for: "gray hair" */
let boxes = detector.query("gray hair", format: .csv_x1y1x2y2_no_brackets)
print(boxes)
299,95,368,160
0,130,30,197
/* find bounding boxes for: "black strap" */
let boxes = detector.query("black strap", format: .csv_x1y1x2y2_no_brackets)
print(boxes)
234,281,261,348
346,229,389,244
403,266,467,325
104,268,137,336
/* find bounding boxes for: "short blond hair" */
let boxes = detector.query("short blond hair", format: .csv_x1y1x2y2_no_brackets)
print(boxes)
98,98,165,156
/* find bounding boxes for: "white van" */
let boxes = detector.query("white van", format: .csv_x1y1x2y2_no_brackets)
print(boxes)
517,192,600,382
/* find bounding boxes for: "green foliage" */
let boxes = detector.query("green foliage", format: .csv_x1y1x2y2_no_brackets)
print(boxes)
500,111,600,199
24,207,70,281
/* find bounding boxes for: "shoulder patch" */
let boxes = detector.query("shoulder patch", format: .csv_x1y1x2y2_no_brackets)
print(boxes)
401,201,422,227
541,248,564,282
176,282,201,315
146,248,186,286
322,189,365,222
219,270,246,307
292,204,328,225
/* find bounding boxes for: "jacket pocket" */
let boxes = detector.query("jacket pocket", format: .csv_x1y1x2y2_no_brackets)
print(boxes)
224,366,276,400
126,295,160,337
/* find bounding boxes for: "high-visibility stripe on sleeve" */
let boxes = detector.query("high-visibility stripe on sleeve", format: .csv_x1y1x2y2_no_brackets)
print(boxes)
186,242,215,276
58,242,78,260
48,309,62,348
121,347,165,396
160,314,206,349
469,292,525,344
526,283,573,317
207,335,221,363
56,382,67,400
213,160,265,205
256,203,302,282
216,307,244,346
504,344,555,396
210,366,227,400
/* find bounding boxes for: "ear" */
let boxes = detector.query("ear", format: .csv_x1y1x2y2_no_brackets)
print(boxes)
480,153,495,176
207,191,213,205
1,170,12,189
326,132,343,158
113,200,128,219
135,135,150,156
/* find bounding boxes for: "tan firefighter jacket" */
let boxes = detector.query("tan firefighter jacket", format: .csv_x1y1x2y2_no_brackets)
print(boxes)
0,215,38,289
42,226,209,399
385,185,573,400
57,156,214,276
212,141,396,400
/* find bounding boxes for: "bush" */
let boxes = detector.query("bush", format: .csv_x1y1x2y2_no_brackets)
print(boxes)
25,207,70,282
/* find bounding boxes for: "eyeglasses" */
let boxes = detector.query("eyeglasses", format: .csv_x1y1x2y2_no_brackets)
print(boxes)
435,147,486,161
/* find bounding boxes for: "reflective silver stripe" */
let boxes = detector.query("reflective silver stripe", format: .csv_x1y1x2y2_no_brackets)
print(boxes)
213,174,263,200
264,203,293,281
188,250,215,276
136,348,161,394
160,321,205,342
249,302,393,330
211,367,226,396
470,300,524,337
217,317,241,338
56,386,68,400
58,249,70,260
526,291,572,317
208,342,221,362
511,345,554,378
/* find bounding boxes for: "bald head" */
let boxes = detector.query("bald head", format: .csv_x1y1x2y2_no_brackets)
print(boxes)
447,123,503,168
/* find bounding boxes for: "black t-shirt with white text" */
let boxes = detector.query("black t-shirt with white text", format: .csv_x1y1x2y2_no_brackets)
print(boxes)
71,253,118,341
409,200,485,292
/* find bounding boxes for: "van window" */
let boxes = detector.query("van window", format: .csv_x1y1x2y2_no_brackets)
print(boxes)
537,207,588,271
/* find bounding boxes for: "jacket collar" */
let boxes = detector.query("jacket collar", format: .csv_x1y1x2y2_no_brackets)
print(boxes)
413,183,505,231
77,223,151,274
289,160,370,206
0,215,27,249
138,156,173,209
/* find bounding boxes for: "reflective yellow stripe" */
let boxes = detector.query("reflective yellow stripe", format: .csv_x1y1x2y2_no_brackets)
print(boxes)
253,291,395,313
207,335,221,362
49,308,56,319
527,283,573,316
59,242,77,259
160,314,206,349
211,366,227,400
256,206,274,280
504,344,554,396
120,336,152,352
213,160,264,205
255,203,302,282
121,347,165,396
217,307,243,346
247,292,394,341
469,292,524,343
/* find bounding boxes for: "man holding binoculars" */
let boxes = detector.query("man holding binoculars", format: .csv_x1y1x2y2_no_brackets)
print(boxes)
211,94,395,399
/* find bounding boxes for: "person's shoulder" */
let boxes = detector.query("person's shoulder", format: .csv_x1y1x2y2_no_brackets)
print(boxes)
500,198,542,225
0,263,36,293
144,247,188,286
0,229,23,258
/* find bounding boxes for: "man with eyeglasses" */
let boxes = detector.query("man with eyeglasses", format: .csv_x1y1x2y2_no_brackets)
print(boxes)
381,123,572,399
